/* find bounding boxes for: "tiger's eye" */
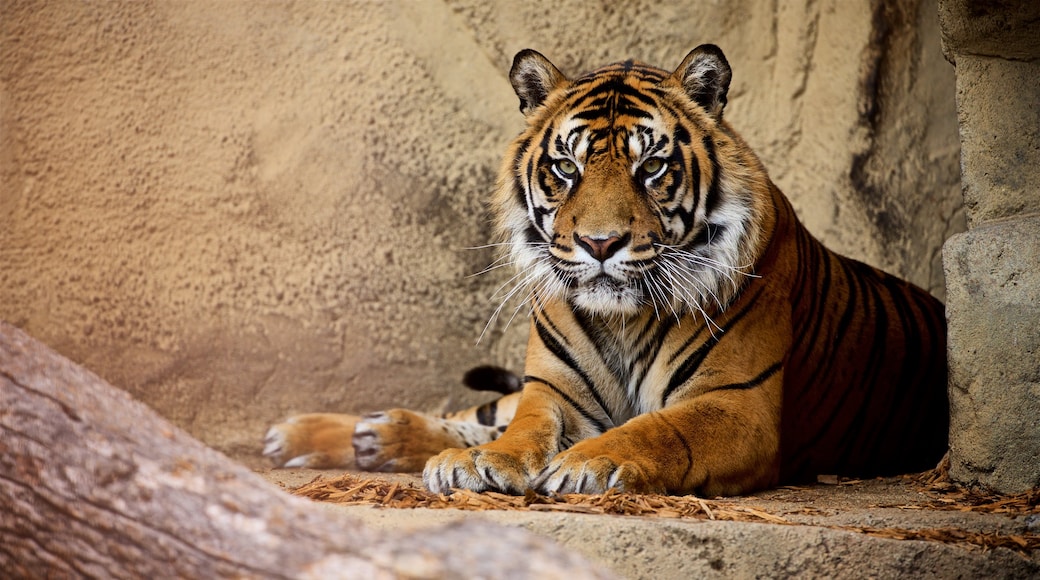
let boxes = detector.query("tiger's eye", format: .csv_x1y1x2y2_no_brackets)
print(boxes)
642,158,665,175
555,159,578,176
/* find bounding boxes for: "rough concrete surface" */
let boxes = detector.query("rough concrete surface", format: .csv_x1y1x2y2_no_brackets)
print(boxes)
952,56,1040,227
262,469,1040,579
944,217,1040,494
938,0,1040,63
0,1,962,457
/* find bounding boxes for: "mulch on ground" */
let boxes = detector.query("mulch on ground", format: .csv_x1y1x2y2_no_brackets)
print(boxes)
289,465,1039,556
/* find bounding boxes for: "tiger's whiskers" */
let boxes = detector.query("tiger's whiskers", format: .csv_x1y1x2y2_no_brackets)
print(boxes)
473,242,559,344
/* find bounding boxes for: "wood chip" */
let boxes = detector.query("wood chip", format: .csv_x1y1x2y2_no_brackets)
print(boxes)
528,504,602,514
738,507,790,525
697,497,715,520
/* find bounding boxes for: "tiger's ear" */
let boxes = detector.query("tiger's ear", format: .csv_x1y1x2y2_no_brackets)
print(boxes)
671,44,732,120
509,49,566,116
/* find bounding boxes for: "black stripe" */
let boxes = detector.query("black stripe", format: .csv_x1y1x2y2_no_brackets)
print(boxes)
535,163,557,200
688,222,724,248
571,307,620,378
671,123,692,148
524,224,543,245
666,282,764,366
614,102,655,120
510,141,530,210
631,316,676,384
706,361,782,393
523,375,611,434
787,237,835,399
512,170,527,210
799,254,861,414
572,63,667,86
662,285,766,405
538,307,571,347
833,274,895,465
793,260,889,467
793,231,829,347
656,412,694,484
656,151,688,213
475,399,498,426
580,78,660,109
633,311,664,350
644,115,696,232
702,134,723,216
573,106,607,120
533,314,613,422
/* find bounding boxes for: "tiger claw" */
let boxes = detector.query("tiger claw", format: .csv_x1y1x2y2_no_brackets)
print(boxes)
262,428,285,457
535,451,655,495
283,454,320,468
423,448,530,495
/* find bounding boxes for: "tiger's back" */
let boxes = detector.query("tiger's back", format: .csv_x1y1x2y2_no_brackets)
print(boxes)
762,181,948,482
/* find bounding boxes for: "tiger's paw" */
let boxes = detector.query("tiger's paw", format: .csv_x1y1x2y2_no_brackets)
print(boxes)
423,447,532,495
353,409,497,473
534,447,662,495
263,413,359,469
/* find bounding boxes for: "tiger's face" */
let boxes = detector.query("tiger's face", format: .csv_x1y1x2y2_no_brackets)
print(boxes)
495,47,761,319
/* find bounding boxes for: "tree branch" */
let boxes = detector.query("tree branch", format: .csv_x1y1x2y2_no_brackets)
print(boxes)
0,321,610,579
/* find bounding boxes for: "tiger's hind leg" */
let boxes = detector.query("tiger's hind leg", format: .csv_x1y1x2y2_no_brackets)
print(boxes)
263,366,522,472
264,413,360,469
353,368,521,471
353,409,507,472
262,410,496,471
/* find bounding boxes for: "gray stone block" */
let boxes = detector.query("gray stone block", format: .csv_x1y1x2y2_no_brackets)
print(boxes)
943,215,1040,493
939,0,1040,62
954,56,1040,226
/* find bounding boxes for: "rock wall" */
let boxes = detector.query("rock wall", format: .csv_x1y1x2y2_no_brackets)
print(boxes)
939,0,1040,494
0,0,961,458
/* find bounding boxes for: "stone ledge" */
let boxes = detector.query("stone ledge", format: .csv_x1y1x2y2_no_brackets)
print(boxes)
262,469,1039,579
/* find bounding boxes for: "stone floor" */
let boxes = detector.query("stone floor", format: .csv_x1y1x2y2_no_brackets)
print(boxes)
258,467,1039,579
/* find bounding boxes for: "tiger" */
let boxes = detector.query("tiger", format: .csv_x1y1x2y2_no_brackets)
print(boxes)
265,44,949,497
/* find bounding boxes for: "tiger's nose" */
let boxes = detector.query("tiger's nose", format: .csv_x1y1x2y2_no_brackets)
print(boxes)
575,233,628,262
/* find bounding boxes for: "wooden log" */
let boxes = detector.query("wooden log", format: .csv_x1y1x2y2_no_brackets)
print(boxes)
0,321,610,579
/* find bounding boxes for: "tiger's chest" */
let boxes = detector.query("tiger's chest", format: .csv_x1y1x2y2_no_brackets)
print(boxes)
570,308,712,424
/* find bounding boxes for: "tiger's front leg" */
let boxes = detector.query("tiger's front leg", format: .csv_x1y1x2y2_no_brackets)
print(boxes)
535,386,782,497
423,380,599,494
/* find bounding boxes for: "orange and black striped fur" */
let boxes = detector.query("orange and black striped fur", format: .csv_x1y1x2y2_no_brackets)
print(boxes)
265,45,947,497
422,45,948,496
264,366,521,471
